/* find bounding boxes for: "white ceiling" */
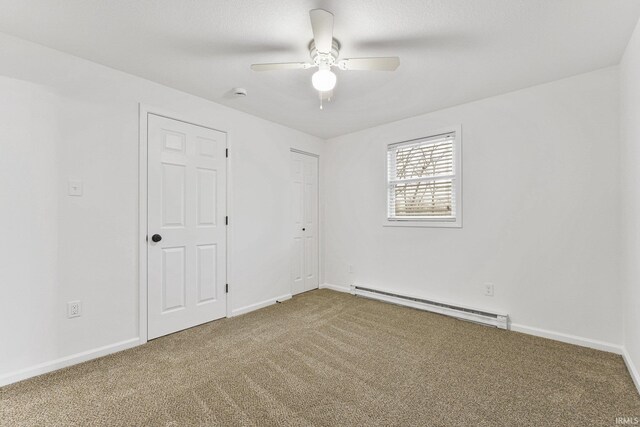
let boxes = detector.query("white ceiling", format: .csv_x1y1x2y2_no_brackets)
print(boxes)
0,1,639,139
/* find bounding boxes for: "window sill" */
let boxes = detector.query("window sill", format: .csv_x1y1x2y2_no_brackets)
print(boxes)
383,219,462,228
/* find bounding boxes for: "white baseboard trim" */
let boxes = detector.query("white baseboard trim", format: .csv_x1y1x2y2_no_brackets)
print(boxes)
319,283,352,293
231,293,292,317
510,323,623,355
0,337,141,387
622,347,640,395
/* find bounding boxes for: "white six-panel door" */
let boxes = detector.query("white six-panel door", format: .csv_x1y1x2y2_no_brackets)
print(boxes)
147,114,227,339
291,151,319,295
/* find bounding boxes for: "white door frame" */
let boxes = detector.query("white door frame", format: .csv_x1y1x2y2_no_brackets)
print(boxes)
290,148,320,295
138,104,231,344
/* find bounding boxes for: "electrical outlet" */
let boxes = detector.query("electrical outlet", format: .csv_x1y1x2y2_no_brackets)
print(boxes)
67,301,81,318
348,264,354,274
484,283,494,297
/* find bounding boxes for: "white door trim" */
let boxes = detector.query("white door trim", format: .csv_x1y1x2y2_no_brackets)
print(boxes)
138,104,230,344
289,148,320,295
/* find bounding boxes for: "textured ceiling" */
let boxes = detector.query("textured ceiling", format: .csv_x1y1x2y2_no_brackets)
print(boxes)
0,0,638,138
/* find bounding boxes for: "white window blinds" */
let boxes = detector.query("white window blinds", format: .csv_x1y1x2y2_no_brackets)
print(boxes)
387,132,457,220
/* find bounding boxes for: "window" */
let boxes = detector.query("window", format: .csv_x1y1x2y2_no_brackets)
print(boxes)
386,130,461,227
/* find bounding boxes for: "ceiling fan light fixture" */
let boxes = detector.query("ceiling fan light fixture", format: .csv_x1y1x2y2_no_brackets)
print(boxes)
250,8,400,101
312,65,336,92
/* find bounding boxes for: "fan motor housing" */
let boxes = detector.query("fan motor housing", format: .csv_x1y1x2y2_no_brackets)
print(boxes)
309,38,341,66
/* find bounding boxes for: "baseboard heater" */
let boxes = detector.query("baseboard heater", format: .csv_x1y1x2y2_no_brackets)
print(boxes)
352,285,509,330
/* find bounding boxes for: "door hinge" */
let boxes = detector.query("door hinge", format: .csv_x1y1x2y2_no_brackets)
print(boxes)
225,148,228,158
225,216,229,225
225,283,229,293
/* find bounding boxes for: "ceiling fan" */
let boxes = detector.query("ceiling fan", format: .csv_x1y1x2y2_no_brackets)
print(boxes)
250,9,400,102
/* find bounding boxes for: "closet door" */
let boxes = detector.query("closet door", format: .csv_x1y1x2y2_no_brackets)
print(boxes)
290,151,319,295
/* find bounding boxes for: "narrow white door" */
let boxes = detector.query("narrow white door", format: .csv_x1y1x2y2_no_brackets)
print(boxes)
147,114,227,339
291,151,319,295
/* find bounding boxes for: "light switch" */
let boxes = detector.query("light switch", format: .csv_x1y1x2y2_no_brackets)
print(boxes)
68,180,83,196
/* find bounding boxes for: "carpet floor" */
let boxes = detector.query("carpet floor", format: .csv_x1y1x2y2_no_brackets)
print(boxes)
1,289,639,426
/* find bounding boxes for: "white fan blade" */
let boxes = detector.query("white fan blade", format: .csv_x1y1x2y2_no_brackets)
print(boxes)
309,9,334,53
338,57,400,71
250,62,312,71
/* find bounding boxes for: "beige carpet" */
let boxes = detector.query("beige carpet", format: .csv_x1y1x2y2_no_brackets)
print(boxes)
1,289,638,426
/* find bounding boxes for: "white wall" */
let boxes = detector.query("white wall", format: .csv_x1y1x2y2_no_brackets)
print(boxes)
0,33,324,383
621,18,640,389
0,79,60,377
323,67,622,348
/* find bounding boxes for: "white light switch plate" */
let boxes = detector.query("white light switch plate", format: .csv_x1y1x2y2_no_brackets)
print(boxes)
68,180,83,196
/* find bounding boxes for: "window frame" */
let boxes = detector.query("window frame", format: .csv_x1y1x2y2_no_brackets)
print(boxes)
383,125,462,228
